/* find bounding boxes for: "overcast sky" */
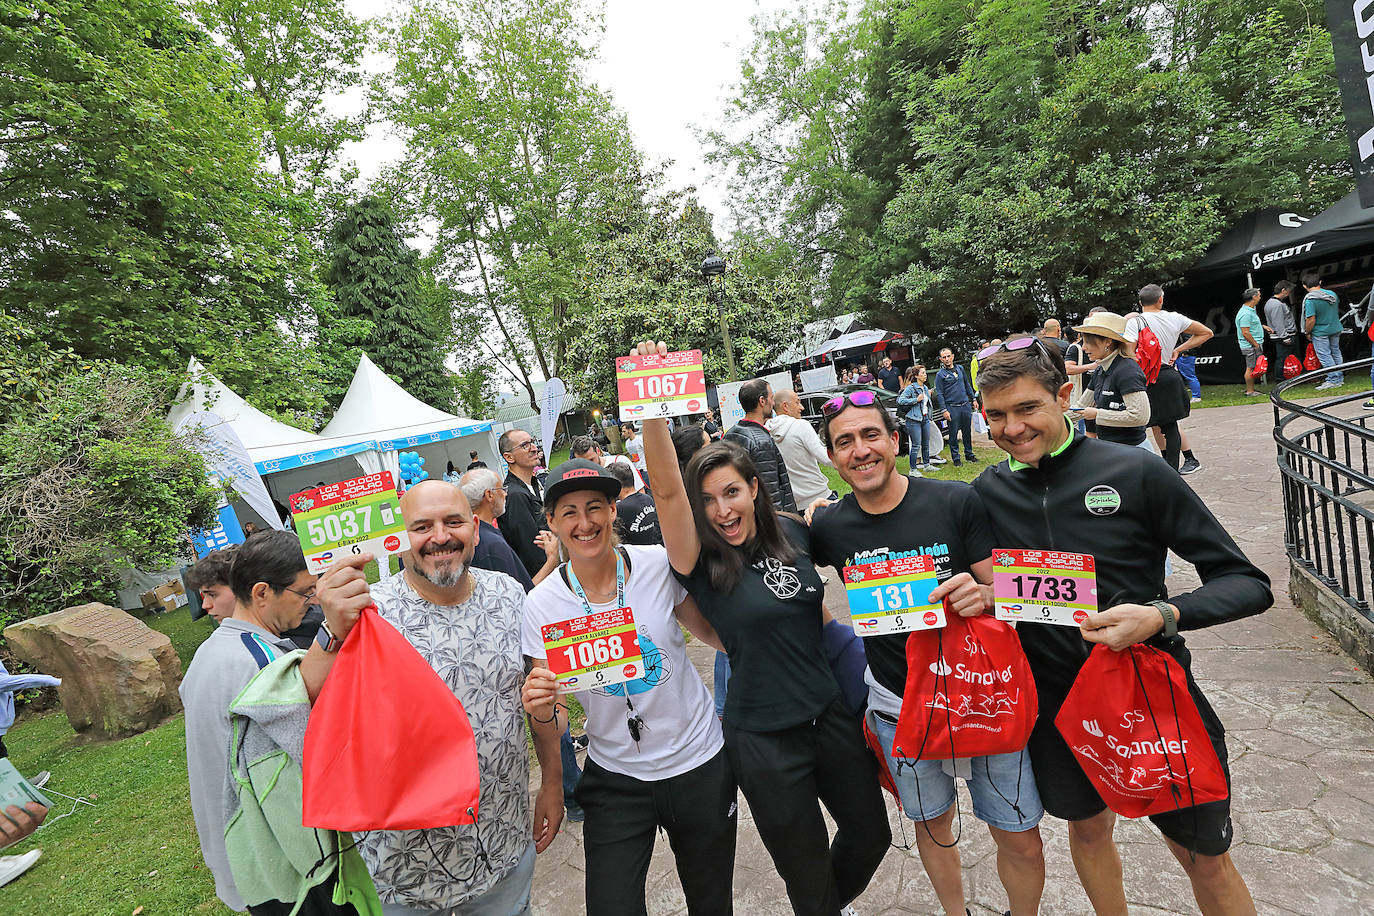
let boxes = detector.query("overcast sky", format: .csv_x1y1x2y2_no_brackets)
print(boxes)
343,0,793,232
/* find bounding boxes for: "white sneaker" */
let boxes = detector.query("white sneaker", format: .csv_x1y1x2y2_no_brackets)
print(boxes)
1189,397,1201,403
1314,381,1339,390
930,456,948,465
840,906,859,916
0,849,41,887
28,771,49,789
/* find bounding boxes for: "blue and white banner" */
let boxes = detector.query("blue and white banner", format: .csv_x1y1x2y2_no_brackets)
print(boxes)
541,379,567,461
191,504,246,555
175,410,283,531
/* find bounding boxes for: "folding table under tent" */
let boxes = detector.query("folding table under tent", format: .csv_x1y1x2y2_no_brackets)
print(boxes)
319,353,502,484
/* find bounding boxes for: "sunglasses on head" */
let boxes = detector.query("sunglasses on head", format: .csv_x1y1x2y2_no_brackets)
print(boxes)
821,389,879,417
977,336,1053,362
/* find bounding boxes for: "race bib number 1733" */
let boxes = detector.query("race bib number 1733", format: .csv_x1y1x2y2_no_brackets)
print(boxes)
992,548,1097,627
542,606,646,692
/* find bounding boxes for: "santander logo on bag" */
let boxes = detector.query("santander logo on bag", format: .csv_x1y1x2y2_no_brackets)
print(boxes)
1055,644,1229,818
892,614,1037,760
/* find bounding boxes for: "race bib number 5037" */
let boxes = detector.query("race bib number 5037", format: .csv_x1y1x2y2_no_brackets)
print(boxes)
290,472,410,573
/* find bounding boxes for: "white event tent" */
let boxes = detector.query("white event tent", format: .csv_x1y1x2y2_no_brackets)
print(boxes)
169,355,501,521
316,353,501,487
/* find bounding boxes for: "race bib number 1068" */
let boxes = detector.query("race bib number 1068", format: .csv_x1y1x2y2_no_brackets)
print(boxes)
542,606,646,692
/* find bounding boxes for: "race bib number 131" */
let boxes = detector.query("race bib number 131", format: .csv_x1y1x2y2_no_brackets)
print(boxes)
992,548,1097,627
841,555,944,636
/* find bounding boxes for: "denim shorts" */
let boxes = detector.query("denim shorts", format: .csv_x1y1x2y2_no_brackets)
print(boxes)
866,709,1043,833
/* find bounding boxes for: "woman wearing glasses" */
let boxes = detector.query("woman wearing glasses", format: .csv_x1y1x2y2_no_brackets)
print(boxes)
631,342,890,916
519,459,737,916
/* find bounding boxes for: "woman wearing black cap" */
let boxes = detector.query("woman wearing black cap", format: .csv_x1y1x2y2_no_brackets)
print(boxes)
518,458,738,916
632,341,890,916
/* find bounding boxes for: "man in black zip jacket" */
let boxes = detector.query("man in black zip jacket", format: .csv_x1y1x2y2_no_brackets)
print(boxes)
972,337,1271,916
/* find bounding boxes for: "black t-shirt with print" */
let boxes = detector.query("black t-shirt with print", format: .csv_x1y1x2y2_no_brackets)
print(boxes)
615,492,663,545
1089,355,1147,446
676,517,838,731
809,477,997,697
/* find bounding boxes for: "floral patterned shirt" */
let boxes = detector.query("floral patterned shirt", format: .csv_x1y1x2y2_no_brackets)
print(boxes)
358,568,530,909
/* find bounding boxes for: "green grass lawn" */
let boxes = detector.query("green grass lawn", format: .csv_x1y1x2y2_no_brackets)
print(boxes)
1192,377,1371,408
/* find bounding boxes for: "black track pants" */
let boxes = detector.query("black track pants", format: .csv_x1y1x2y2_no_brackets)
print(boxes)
576,748,737,916
724,699,891,915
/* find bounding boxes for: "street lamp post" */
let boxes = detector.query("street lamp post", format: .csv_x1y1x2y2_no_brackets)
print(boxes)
702,252,737,382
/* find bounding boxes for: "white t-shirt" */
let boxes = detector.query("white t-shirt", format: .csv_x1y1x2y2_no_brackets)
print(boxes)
1124,310,1195,359
521,545,722,781
623,435,645,470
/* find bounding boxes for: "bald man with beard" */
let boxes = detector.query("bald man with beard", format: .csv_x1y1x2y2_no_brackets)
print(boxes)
308,481,564,914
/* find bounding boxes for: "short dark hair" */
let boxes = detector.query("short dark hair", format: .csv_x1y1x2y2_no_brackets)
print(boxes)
672,423,710,471
684,441,796,592
1274,280,1296,296
606,461,635,489
975,336,1068,398
228,529,308,605
820,395,899,447
1138,284,1164,305
187,546,238,592
497,430,528,456
1301,270,1322,287
570,435,597,457
1243,287,1261,301
738,378,770,414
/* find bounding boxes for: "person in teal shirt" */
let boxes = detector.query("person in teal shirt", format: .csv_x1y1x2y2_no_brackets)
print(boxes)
1303,271,1344,389
1235,288,1266,395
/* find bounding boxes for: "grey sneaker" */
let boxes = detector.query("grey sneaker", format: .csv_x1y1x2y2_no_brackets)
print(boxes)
27,771,49,790
1314,381,1340,390
1179,457,1202,475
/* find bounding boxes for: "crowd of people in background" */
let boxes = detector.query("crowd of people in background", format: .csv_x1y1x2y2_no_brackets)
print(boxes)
163,271,1372,916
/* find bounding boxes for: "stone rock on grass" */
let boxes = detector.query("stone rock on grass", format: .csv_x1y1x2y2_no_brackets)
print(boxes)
4,603,182,739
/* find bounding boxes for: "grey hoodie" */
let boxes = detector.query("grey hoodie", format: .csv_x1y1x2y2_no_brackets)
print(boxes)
766,414,834,507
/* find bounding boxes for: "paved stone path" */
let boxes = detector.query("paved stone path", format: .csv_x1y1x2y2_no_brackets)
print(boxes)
528,401,1374,914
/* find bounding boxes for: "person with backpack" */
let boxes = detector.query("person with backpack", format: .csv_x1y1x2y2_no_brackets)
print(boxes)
1124,284,1213,472
1073,313,1151,449
972,338,1272,916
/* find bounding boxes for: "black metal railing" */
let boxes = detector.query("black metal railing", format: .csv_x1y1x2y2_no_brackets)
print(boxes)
1273,356,1374,623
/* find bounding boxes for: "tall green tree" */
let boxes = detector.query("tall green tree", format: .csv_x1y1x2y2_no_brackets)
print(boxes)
0,0,331,420
324,197,454,411
376,0,641,412
711,0,1353,340
564,176,811,408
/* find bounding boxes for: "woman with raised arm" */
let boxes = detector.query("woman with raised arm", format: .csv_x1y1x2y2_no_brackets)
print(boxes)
634,341,890,916
519,459,737,916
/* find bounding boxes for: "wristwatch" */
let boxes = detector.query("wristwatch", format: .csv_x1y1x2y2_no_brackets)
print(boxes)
1150,600,1179,639
314,619,342,653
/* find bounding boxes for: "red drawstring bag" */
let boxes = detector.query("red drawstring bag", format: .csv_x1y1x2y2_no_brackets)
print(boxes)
1282,355,1302,379
892,614,1038,760
861,717,899,799
1304,343,1321,372
1055,644,1228,818
1249,355,1268,379
302,607,481,830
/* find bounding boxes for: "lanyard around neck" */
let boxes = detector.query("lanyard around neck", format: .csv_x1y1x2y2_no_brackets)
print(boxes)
565,550,625,616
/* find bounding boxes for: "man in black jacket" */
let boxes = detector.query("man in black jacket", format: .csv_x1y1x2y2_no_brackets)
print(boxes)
973,337,1270,916
496,429,548,576
725,378,797,512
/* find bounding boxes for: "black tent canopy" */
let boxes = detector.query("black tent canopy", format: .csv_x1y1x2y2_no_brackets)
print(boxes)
1188,191,1374,283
